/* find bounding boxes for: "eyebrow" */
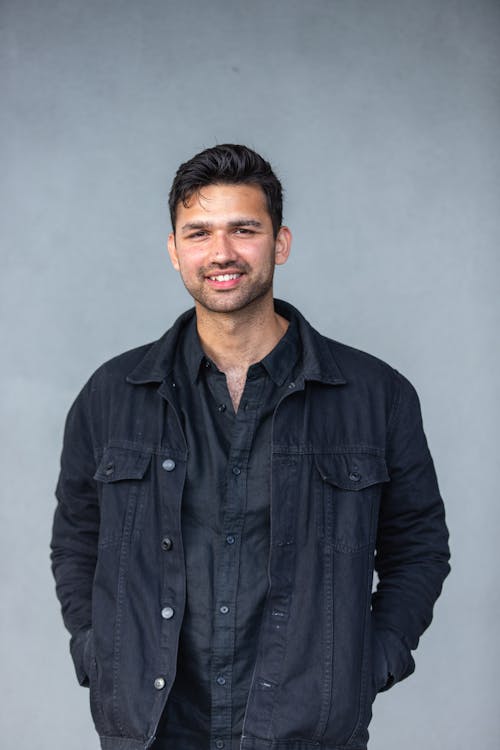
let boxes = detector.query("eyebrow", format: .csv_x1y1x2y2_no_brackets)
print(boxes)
180,218,263,232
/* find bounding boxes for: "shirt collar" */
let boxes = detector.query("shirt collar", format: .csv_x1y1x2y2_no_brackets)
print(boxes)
126,300,346,387
257,312,300,385
180,312,301,386
181,317,207,384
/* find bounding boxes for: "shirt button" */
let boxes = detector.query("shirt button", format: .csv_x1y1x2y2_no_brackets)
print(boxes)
219,605,229,614
215,741,225,749
162,458,176,472
288,381,296,389
216,675,226,686
225,535,235,545
218,403,226,412
232,466,241,476
161,536,173,551
349,471,361,482
161,606,174,620
154,677,165,690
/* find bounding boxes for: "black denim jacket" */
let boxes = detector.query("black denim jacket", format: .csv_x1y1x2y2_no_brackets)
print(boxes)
51,300,450,750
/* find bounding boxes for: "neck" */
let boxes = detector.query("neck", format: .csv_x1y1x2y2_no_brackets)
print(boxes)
195,296,289,373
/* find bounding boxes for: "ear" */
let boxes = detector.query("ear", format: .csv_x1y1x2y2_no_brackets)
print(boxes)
274,226,292,266
167,232,180,271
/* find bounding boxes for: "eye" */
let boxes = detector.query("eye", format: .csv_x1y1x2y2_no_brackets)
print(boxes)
234,227,255,235
187,230,208,239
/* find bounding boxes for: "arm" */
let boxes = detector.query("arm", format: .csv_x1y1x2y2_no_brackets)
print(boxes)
51,381,99,686
372,372,450,689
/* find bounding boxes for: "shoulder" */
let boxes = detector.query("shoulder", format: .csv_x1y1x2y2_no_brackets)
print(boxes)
280,299,416,400
325,331,417,394
88,341,157,386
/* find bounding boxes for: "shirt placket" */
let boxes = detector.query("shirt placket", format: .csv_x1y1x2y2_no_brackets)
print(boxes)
209,372,266,750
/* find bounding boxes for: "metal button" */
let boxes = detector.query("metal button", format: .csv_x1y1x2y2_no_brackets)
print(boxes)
154,677,165,690
226,535,235,545
216,675,226,686
232,466,241,476
218,403,226,412
162,459,176,472
219,605,229,615
288,381,296,389
161,606,174,620
215,740,225,749
349,471,361,482
104,463,114,476
161,536,173,551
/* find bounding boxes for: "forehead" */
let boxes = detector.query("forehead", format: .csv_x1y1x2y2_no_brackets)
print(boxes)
176,183,270,225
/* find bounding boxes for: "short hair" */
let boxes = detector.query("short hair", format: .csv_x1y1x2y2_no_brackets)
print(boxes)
168,144,283,237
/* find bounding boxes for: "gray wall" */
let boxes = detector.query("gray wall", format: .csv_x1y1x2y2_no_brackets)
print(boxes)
1,1,499,747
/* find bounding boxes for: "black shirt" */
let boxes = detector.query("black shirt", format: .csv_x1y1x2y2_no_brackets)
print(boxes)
154,314,301,749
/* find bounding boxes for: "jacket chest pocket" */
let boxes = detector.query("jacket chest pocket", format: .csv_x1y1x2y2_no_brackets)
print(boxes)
314,452,389,553
94,446,152,548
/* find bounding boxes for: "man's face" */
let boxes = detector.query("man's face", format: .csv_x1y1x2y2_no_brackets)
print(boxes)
167,183,291,315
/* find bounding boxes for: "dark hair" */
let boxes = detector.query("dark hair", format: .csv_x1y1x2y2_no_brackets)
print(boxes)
168,144,283,237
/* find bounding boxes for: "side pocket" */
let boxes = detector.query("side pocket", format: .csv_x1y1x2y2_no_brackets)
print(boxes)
82,627,93,680
370,627,390,701
371,627,415,698
70,627,93,687
88,631,108,735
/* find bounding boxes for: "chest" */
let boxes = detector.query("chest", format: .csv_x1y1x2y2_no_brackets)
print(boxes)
224,367,248,412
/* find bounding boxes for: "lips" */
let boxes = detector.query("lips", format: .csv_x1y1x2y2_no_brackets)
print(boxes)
207,273,242,282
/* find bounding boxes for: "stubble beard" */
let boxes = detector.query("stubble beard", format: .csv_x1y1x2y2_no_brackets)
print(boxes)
180,260,276,315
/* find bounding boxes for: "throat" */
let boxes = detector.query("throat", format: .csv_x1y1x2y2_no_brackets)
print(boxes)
224,368,248,412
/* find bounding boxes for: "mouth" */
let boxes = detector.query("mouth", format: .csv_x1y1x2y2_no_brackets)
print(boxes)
205,271,244,289
207,272,242,282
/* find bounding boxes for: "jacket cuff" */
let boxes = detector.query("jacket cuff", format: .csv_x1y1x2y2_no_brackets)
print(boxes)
70,628,92,687
373,627,415,692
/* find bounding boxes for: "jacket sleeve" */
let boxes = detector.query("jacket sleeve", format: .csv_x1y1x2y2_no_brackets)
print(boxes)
51,380,99,687
371,372,450,690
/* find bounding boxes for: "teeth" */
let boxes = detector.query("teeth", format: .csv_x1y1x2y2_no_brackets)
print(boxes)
210,273,241,281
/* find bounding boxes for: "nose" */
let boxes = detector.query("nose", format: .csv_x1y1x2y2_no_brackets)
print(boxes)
212,232,236,263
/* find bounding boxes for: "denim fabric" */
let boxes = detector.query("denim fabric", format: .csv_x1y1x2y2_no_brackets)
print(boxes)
51,300,450,750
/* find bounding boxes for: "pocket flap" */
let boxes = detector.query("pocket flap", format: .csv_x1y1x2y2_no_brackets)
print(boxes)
315,452,389,490
94,447,151,483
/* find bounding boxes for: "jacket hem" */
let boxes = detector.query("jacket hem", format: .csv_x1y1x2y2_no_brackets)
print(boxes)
240,738,367,750
100,736,150,750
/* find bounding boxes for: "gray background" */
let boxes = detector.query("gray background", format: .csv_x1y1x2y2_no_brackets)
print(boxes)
1,0,499,748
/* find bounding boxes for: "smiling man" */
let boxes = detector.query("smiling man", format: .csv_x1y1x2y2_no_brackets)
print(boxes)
51,144,450,750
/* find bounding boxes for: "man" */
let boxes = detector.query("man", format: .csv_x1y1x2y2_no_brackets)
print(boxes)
51,144,450,750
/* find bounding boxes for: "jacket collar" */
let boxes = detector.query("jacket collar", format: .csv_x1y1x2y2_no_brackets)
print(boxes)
126,299,346,387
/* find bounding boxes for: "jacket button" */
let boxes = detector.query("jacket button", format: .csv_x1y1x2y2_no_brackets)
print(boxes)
349,471,361,482
162,458,176,472
154,677,165,690
225,535,235,545
216,675,226,686
161,606,174,620
161,536,173,551
232,466,241,476
219,605,229,614
215,741,225,749
104,463,114,476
